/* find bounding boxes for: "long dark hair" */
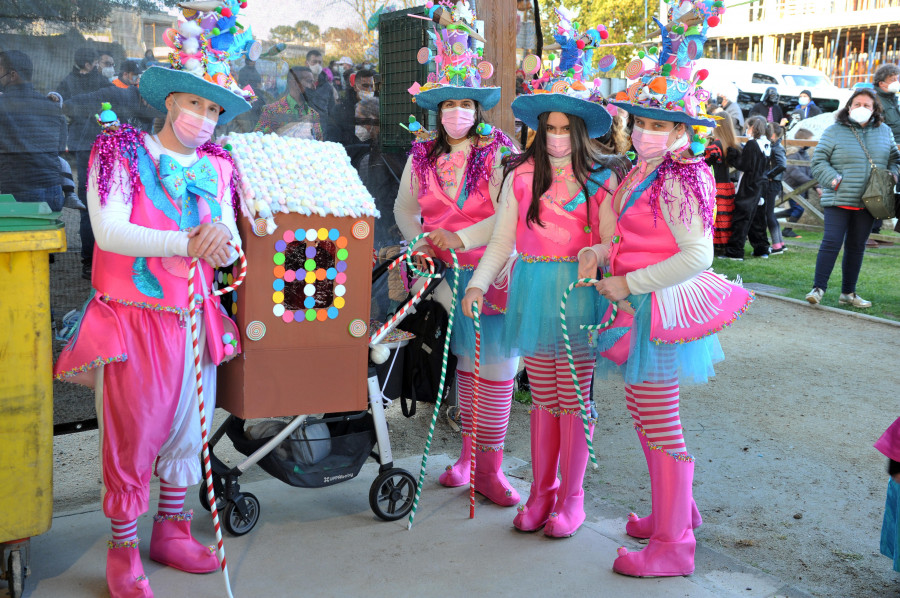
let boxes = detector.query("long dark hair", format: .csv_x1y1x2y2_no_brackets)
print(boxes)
502,111,616,228
835,88,885,127
425,100,487,163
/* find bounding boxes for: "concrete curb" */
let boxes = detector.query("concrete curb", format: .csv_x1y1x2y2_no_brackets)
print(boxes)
748,289,900,328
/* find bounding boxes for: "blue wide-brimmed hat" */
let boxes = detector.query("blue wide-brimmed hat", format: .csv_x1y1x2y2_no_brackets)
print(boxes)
513,92,612,138
140,67,251,125
139,0,258,125
415,85,501,112
609,101,714,127
409,1,500,112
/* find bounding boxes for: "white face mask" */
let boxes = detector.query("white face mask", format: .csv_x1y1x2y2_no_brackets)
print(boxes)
355,125,371,142
358,90,375,100
888,81,900,93
849,106,873,124
798,96,810,106
309,64,323,77
102,66,115,80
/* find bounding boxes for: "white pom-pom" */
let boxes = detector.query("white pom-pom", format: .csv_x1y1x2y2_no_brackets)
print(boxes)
184,58,202,73
179,20,203,38
369,344,391,365
182,37,200,55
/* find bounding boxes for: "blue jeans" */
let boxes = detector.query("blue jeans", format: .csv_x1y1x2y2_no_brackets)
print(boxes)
13,184,64,212
813,206,874,293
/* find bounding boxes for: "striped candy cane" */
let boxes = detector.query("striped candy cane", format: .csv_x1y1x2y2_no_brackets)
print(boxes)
188,242,247,598
405,232,460,530
559,278,618,471
368,251,436,346
468,301,480,519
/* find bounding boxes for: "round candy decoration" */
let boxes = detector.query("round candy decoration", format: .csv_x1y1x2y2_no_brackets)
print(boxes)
597,55,618,73
246,321,266,341
626,81,642,101
417,47,432,64
253,218,268,237
521,54,541,76
624,59,645,80
352,220,370,240
550,80,569,94
451,42,466,55
477,61,494,80
348,319,368,338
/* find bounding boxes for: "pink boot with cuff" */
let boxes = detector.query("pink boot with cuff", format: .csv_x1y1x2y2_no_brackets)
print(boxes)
149,511,219,574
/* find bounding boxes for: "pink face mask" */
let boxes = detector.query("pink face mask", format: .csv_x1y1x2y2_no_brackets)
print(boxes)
441,107,476,139
546,132,572,158
631,126,688,160
171,99,218,148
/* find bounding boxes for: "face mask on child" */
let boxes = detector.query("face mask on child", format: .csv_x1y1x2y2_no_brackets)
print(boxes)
631,126,688,160
355,125,371,142
441,107,476,139
545,133,572,158
171,99,217,148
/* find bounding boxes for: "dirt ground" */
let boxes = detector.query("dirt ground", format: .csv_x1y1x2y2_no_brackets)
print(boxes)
50,293,900,597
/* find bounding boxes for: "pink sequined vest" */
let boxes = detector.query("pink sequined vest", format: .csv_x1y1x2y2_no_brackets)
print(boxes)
419,164,495,268
609,171,680,275
92,146,231,311
513,162,600,259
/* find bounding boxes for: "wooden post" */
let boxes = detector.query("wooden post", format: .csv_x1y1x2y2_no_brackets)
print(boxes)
480,0,516,137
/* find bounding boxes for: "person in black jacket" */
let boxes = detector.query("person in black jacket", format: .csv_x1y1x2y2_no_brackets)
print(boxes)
329,68,376,147
777,127,819,238
54,47,113,100
750,86,783,124
763,122,788,254
722,115,771,260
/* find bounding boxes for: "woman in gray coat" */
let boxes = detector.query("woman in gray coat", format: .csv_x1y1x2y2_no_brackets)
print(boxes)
807,88,900,308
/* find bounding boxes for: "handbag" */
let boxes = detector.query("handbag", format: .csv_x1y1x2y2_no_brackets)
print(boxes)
849,126,897,219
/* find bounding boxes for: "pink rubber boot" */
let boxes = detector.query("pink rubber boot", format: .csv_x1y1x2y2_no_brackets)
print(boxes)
107,539,153,598
439,434,473,487
149,511,219,574
614,448,697,577
513,408,560,532
474,447,520,506
626,425,702,539
544,413,592,538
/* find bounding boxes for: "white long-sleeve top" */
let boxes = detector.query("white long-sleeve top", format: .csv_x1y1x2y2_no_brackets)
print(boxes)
393,137,503,251
467,154,618,293
87,134,240,259
583,157,713,295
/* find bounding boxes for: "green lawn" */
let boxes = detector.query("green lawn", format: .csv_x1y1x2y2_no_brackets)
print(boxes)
712,228,900,322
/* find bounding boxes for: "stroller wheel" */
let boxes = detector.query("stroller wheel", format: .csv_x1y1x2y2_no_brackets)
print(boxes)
198,481,225,512
369,468,415,521
222,493,260,536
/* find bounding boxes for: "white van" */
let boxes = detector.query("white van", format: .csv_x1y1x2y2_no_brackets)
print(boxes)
695,58,852,115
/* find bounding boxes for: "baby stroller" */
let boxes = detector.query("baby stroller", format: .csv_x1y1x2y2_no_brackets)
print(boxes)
201,256,447,536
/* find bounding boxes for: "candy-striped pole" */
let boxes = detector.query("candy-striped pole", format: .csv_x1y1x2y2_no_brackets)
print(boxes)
468,302,480,519
405,232,459,530
188,242,246,598
559,277,613,471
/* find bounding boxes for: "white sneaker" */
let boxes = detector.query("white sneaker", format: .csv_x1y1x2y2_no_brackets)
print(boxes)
805,288,824,304
839,292,872,308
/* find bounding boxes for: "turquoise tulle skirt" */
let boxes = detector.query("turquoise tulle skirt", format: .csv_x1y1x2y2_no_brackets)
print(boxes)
500,259,605,359
593,293,725,385
449,268,508,364
883,478,900,572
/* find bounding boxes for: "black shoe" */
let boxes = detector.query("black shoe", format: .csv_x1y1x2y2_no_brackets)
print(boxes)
782,228,801,238
81,264,91,281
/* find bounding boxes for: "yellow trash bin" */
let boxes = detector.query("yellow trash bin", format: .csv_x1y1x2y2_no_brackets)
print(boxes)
0,224,66,597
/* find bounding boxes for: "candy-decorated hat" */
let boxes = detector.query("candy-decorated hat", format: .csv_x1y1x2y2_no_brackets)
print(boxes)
408,0,501,112
511,5,616,138
610,0,725,127
139,0,261,124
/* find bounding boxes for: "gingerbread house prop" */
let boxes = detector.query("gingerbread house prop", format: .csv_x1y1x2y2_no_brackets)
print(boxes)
218,133,380,418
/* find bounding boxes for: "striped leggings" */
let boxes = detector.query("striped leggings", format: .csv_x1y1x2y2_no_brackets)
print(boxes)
624,349,686,453
522,354,594,412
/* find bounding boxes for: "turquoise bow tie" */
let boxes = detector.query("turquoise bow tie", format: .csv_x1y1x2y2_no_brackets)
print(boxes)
158,155,218,204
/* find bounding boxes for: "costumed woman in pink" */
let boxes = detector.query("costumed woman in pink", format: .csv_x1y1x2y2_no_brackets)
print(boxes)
53,5,258,596
586,3,753,576
393,3,521,506
463,13,626,537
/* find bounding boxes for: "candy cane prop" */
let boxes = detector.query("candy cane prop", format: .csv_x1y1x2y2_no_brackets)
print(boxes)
559,278,618,470
468,302,481,519
368,251,436,347
188,242,247,598
404,232,460,530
